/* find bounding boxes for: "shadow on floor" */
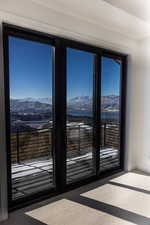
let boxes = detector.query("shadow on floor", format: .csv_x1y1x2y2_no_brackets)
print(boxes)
2,171,150,225
1,213,47,225
67,195,150,225
109,181,150,195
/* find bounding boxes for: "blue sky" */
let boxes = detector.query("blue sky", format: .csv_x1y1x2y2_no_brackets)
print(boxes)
9,37,52,99
102,56,120,96
9,37,120,99
67,48,93,99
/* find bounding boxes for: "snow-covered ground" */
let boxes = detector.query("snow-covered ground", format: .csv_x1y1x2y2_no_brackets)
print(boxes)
12,148,119,200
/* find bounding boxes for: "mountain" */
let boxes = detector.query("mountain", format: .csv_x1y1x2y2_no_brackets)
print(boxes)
101,95,119,111
10,95,119,113
68,95,119,111
13,97,52,104
10,99,52,113
68,96,92,111
68,96,92,105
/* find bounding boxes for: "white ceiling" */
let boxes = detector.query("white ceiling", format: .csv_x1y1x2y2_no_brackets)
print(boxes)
0,0,150,41
30,0,150,39
104,0,150,23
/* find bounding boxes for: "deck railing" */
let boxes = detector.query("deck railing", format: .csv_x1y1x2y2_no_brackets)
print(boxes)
11,122,120,163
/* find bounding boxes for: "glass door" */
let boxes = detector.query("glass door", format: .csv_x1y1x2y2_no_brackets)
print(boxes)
8,36,55,201
3,24,126,209
100,56,122,172
66,48,95,183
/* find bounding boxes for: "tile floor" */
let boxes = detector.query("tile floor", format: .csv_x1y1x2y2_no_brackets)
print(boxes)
2,171,150,225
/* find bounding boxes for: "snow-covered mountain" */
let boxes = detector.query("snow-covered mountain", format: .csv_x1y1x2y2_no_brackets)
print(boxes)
13,97,52,104
68,95,119,111
10,95,119,113
68,96,92,104
10,99,52,113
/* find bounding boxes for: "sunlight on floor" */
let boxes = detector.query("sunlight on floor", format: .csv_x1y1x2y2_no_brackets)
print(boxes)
26,198,135,225
8,172,149,225
82,173,150,218
111,172,150,191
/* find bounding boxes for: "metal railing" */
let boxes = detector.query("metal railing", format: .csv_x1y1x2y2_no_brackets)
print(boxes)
11,128,52,163
11,122,120,164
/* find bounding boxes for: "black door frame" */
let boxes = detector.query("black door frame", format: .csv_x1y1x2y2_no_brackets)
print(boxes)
3,23,127,211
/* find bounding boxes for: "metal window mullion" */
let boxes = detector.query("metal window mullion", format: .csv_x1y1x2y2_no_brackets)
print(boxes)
119,56,127,170
53,39,66,192
93,54,101,176
3,29,12,207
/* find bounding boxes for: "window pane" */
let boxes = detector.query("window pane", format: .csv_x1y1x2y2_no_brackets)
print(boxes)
66,48,95,183
9,37,54,200
100,56,121,172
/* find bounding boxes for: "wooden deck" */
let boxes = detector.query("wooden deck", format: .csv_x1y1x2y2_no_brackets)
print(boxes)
12,148,119,200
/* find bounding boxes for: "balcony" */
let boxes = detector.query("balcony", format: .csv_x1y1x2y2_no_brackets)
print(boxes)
11,122,120,199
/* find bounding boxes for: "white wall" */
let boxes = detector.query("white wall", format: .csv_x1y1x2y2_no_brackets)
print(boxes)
133,38,150,173
0,2,138,221
125,53,138,171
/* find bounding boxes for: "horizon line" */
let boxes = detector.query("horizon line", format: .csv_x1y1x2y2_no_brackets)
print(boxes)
10,94,119,99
